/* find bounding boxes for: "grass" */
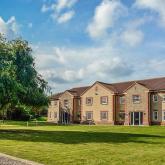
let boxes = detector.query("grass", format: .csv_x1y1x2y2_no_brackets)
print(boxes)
0,122,165,165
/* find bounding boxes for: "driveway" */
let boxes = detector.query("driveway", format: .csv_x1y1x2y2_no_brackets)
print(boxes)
0,153,43,165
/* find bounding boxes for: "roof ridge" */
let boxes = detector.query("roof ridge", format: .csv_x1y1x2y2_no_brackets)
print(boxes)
110,76,165,85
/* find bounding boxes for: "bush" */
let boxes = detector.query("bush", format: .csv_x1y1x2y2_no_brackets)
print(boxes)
36,116,47,121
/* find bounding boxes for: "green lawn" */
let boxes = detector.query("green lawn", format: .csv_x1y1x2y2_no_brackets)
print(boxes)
0,122,165,165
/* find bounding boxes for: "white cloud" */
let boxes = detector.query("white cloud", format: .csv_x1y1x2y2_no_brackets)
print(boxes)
135,0,165,27
87,0,127,39
120,17,151,47
33,41,134,92
57,10,75,24
41,0,77,23
121,29,144,47
55,0,77,13
0,16,19,38
41,4,50,13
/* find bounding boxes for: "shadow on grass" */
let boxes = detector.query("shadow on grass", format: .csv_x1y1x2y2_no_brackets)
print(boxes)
0,129,164,144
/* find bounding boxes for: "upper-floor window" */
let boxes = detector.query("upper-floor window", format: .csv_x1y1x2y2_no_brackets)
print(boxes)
153,94,158,102
86,111,93,120
119,96,125,104
163,95,165,102
100,111,108,120
86,97,93,105
51,101,57,106
100,96,108,105
153,111,158,121
64,99,69,107
51,101,54,106
162,111,165,121
132,95,141,104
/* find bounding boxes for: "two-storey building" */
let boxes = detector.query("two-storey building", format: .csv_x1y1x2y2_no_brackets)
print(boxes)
48,77,165,125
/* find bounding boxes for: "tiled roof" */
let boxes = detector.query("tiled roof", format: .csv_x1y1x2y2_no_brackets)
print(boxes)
50,92,63,100
137,77,165,91
101,77,165,94
50,77,165,98
68,86,90,96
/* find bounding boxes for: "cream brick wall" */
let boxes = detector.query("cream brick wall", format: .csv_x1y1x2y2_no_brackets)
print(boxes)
48,100,60,123
124,83,149,125
81,83,114,124
60,91,74,121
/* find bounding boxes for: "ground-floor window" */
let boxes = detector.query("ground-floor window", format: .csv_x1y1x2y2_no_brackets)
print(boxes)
153,111,158,121
162,111,165,121
86,111,93,120
100,111,108,120
118,112,125,121
49,112,51,118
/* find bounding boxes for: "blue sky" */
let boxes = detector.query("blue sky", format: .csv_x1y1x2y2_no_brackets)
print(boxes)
0,0,165,93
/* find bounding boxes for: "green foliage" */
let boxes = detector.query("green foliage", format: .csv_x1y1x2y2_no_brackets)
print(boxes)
0,34,49,119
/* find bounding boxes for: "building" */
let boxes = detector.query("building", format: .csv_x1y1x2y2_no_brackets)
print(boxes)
48,77,165,125
48,86,89,124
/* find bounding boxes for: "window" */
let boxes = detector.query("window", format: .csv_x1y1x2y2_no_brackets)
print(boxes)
49,112,51,118
54,101,57,106
132,95,140,103
100,96,108,105
86,111,93,120
162,111,165,121
86,97,93,105
64,100,69,107
118,112,125,121
100,111,108,120
153,94,158,102
54,112,57,118
78,99,81,106
153,111,158,121
119,96,125,104
163,95,165,102
51,101,54,106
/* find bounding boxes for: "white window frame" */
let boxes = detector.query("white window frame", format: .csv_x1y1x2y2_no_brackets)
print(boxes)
132,95,141,104
119,96,125,104
162,111,165,121
153,111,158,121
153,94,158,102
86,111,93,120
54,101,57,106
163,95,165,102
100,96,108,105
51,101,54,106
100,111,108,120
64,99,69,107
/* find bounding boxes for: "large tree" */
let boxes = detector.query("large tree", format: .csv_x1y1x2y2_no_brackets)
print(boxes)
0,35,49,118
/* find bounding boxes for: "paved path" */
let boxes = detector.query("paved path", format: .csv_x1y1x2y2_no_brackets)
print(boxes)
0,153,43,165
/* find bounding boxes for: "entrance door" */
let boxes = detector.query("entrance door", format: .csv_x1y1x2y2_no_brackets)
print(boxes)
130,112,143,125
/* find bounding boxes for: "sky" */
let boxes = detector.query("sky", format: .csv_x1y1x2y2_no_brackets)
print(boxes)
0,0,165,93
